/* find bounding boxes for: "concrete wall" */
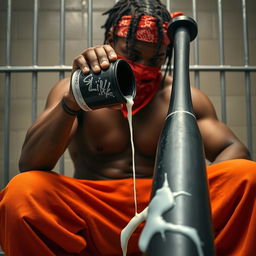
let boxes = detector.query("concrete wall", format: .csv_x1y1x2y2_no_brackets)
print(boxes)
0,0,255,187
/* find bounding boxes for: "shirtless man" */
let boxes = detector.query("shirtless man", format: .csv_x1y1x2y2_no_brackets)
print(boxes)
1,1,256,256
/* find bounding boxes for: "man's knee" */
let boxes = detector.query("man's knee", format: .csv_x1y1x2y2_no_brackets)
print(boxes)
0,171,59,215
229,159,256,187
208,159,256,193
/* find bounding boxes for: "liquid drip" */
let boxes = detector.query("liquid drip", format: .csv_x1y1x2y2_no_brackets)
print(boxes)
125,96,137,215
121,174,204,256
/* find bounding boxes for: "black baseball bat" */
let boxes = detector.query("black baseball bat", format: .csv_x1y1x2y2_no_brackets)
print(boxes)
144,16,215,256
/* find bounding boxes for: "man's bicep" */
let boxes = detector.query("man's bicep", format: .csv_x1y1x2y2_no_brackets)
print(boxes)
198,117,241,162
45,77,70,109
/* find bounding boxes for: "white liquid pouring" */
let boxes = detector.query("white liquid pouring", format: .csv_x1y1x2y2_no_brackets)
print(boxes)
125,96,138,215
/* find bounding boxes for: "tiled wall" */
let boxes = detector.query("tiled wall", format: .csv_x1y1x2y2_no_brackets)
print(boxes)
0,0,255,187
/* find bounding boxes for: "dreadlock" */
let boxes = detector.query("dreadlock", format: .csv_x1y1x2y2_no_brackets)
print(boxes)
101,0,173,88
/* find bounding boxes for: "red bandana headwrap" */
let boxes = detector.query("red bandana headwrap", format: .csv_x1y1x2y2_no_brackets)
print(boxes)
119,55,161,118
114,15,170,45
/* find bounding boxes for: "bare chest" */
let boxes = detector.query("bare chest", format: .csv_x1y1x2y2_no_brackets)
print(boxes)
75,103,167,158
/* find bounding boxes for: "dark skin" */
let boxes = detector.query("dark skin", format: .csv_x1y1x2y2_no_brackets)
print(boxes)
19,35,250,179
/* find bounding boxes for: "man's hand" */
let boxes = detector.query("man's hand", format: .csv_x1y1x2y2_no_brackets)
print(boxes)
71,45,118,74
70,45,123,110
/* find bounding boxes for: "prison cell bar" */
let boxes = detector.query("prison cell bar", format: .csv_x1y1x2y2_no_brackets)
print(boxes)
192,0,200,89
1,1,12,253
32,0,39,123
87,0,93,47
217,0,227,123
58,0,66,175
241,0,253,157
2,0,12,190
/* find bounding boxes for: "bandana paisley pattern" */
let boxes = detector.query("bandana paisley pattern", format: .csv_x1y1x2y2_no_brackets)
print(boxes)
119,56,161,117
115,15,170,45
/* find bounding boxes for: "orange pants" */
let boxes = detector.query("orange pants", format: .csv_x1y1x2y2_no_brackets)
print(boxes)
0,159,256,256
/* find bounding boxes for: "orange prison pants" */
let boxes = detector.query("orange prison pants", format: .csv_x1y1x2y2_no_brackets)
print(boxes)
0,159,256,256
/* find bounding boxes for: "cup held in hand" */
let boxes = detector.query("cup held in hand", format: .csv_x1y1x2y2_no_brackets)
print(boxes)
71,59,136,111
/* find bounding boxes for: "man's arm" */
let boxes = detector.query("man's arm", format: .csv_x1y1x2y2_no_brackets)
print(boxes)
191,87,251,163
19,44,118,172
19,78,80,171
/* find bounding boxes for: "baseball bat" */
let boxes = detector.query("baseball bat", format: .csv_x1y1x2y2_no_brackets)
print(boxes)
143,16,215,256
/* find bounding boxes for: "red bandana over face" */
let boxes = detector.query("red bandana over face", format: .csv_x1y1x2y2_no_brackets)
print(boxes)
119,55,161,117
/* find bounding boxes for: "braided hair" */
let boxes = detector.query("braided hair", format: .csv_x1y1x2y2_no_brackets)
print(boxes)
102,0,173,86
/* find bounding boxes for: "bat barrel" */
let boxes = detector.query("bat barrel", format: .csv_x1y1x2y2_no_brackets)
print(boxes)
146,16,215,256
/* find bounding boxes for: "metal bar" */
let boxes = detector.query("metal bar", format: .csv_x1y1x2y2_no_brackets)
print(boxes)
166,0,171,12
59,0,66,175
192,0,200,88
3,75,11,188
59,0,65,69
87,0,93,47
3,0,12,188
32,0,39,122
217,0,227,123
1,65,256,72
0,65,72,72
241,0,253,155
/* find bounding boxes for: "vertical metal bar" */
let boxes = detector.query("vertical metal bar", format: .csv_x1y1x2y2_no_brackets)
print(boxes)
166,0,171,12
192,0,200,88
87,0,93,47
81,0,87,44
60,0,65,71
32,0,39,122
59,0,66,174
3,0,12,188
241,0,253,155
217,0,227,123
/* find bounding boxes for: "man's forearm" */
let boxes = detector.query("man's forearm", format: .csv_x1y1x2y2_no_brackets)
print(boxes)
19,100,78,172
213,142,251,163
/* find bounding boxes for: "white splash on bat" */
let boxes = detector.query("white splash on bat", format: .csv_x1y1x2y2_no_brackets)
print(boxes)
120,173,204,256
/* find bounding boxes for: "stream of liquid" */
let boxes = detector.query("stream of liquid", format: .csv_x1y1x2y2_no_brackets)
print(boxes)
125,96,138,215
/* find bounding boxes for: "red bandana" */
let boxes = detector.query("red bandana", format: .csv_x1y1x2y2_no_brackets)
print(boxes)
114,13,184,117
119,55,161,117
114,15,170,45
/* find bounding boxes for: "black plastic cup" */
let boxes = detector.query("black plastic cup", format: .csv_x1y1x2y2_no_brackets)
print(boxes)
71,59,136,111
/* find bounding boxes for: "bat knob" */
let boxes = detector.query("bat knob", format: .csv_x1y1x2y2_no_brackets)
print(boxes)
168,16,198,42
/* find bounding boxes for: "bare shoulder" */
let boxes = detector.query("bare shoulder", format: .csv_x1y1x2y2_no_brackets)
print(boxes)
160,75,217,120
190,86,218,120
45,77,71,109
158,74,172,100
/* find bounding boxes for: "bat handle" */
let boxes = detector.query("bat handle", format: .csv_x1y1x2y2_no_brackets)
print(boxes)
168,15,198,43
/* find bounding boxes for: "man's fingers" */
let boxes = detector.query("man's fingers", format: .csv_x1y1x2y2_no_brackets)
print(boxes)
103,45,117,61
94,46,110,69
72,55,89,74
82,48,101,73
72,45,118,75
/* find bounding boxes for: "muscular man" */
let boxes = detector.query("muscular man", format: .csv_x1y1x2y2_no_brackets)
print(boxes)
1,1,255,255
